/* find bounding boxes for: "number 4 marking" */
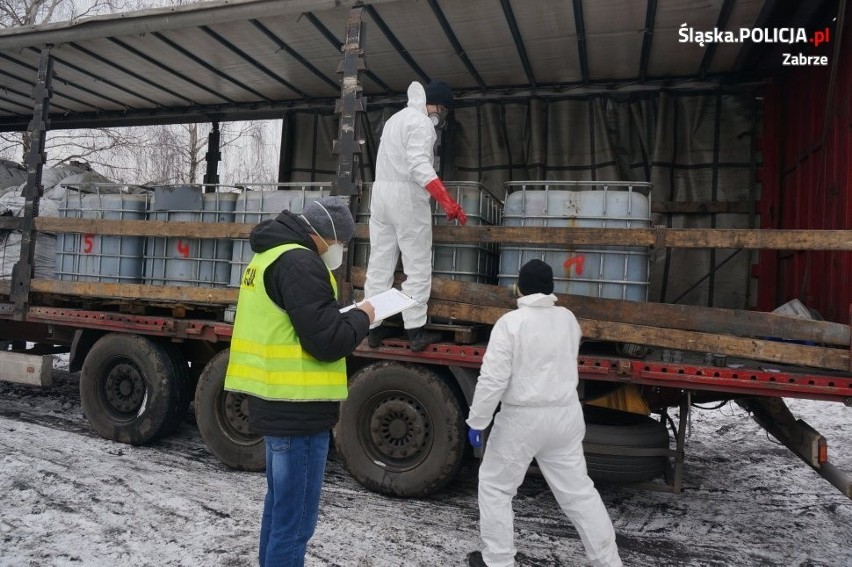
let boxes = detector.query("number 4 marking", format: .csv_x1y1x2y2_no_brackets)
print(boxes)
176,240,190,258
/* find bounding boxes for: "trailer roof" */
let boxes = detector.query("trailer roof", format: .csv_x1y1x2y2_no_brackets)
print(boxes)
0,0,832,131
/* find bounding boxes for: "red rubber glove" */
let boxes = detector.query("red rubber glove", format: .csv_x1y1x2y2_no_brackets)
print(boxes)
425,178,467,225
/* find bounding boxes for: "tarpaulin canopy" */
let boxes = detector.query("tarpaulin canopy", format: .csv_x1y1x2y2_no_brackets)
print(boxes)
0,0,824,132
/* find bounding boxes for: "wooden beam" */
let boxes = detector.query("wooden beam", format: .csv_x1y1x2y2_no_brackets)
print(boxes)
27,279,238,304
35,217,255,239
426,299,849,371
29,217,852,250
652,201,756,214
349,267,850,347
579,319,849,372
357,225,852,251
0,217,22,231
6,275,849,372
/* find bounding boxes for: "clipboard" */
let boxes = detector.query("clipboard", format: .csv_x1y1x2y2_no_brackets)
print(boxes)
340,288,419,321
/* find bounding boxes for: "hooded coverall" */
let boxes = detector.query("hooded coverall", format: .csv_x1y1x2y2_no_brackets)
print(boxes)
364,82,438,330
467,293,623,567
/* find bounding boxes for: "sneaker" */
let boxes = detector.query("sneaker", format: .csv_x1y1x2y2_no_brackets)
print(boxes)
407,327,442,352
467,551,487,567
367,326,396,348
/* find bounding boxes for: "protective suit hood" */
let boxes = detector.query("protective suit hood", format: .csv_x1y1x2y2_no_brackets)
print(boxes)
406,81,428,115
517,293,558,308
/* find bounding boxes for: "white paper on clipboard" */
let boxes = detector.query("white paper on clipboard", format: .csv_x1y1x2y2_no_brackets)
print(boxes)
340,288,419,321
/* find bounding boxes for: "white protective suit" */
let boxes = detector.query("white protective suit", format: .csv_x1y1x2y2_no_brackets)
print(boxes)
467,293,622,567
364,82,438,329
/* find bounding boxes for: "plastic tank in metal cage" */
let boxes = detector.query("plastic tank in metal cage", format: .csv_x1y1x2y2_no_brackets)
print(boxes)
353,181,502,284
56,188,150,283
228,183,332,287
498,181,652,301
144,186,238,288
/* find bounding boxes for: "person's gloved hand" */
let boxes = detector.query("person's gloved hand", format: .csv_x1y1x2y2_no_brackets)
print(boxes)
468,428,483,448
425,178,468,226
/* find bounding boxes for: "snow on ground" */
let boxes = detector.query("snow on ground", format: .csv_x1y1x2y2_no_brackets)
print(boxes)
0,367,850,567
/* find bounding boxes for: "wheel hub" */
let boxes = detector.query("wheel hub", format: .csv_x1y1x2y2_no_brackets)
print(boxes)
369,397,429,460
223,392,252,436
104,362,145,414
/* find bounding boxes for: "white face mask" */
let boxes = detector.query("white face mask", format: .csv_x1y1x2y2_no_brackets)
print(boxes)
320,242,344,270
302,201,345,270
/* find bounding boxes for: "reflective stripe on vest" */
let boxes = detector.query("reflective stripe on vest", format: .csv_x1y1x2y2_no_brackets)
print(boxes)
224,243,348,401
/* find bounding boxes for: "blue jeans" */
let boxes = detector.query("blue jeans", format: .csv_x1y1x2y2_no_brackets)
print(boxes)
259,431,330,567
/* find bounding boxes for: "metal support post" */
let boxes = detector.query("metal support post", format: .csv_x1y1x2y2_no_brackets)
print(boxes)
671,391,691,494
11,46,53,321
333,7,368,304
332,6,366,198
202,121,221,192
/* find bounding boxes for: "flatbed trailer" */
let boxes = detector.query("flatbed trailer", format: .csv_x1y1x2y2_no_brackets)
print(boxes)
1,0,851,500
2,246,851,499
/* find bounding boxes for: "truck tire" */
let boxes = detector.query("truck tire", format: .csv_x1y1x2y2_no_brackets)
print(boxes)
159,341,192,436
80,333,188,445
194,349,265,471
334,362,466,498
582,405,670,484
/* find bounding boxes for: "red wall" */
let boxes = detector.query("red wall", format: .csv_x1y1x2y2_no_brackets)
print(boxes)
758,16,852,323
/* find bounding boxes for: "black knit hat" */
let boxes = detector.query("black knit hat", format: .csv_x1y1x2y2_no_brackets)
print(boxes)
425,80,454,109
517,259,554,295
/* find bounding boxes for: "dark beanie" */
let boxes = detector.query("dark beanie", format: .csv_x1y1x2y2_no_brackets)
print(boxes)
425,80,454,109
301,196,355,242
517,259,554,295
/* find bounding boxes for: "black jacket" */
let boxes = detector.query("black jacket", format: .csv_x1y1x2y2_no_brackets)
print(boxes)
243,210,370,436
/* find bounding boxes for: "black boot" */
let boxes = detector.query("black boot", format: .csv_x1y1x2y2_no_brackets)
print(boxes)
368,326,396,348
407,327,442,352
467,551,487,567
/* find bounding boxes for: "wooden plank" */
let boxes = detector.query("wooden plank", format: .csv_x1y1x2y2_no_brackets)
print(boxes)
30,217,852,250
357,225,852,251
28,279,238,304
0,352,53,386
0,217,22,231
653,201,755,214
579,320,849,372
36,217,255,239
663,229,852,250
426,300,850,371
349,268,850,347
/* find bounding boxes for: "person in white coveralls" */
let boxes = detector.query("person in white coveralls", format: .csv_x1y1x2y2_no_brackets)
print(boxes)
363,79,467,352
466,259,623,567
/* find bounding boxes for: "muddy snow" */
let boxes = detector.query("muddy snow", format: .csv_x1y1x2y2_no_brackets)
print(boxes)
0,363,850,566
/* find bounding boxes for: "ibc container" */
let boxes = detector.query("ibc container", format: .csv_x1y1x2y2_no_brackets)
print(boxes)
228,183,332,287
498,181,651,301
353,181,502,283
56,188,150,283
144,186,238,287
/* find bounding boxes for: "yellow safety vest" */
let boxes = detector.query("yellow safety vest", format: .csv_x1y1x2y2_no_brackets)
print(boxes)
224,243,348,401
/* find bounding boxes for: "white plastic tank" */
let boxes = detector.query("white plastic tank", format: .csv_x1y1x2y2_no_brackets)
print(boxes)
56,189,150,283
144,186,238,287
498,181,652,301
228,183,332,287
353,181,502,283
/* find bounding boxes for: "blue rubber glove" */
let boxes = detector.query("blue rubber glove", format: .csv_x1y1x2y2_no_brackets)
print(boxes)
468,428,483,448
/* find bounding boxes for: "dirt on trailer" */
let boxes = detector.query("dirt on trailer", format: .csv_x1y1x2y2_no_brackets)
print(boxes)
0,362,850,566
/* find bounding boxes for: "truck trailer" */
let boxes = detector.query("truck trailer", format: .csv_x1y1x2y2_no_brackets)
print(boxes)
0,0,850,500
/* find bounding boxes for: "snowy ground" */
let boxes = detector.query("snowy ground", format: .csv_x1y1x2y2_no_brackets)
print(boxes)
0,360,850,567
